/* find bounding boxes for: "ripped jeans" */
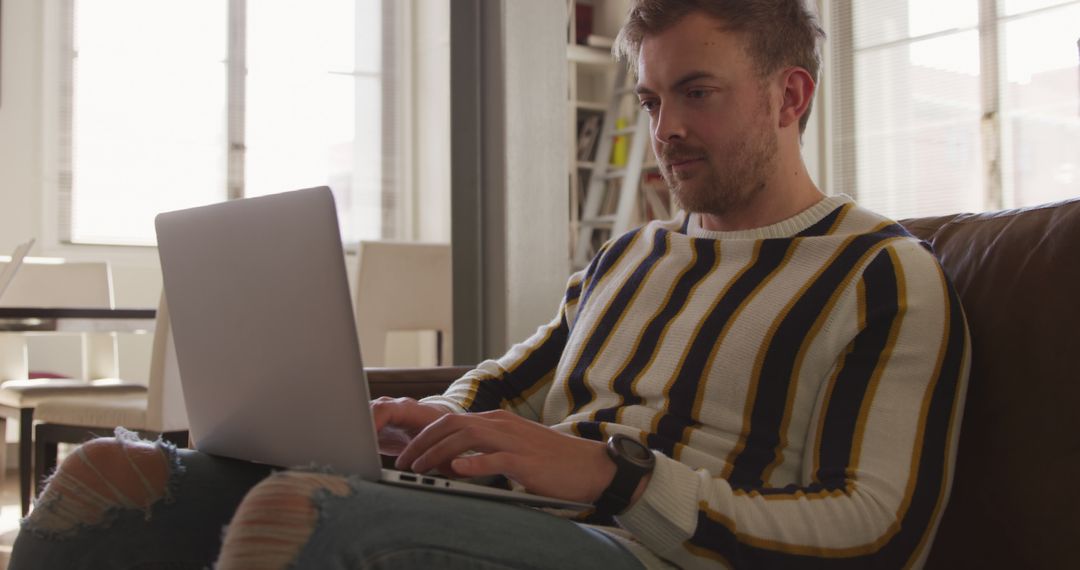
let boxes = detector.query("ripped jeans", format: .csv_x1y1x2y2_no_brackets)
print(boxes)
10,429,647,570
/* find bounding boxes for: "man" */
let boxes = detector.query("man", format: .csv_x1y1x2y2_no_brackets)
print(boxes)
370,1,969,567
13,1,968,569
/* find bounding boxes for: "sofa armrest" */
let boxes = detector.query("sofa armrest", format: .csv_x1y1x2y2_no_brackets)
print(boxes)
365,366,472,400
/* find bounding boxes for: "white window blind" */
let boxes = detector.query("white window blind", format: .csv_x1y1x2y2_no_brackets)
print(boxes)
825,0,1080,219
58,0,396,246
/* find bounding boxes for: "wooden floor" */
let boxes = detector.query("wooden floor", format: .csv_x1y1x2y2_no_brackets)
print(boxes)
0,470,21,570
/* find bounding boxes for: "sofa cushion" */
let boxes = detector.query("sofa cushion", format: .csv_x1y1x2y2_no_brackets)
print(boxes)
901,198,1080,568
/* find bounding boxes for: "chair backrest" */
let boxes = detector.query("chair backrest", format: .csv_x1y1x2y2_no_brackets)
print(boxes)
145,293,188,432
354,241,453,367
0,260,113,308
901,197,1080,569
0,259,114,381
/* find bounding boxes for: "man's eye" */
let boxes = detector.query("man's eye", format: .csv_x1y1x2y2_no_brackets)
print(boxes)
687,89,709,99
639,99,659,113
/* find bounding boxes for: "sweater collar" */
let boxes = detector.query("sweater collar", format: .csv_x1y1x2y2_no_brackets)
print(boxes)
685,194,853,240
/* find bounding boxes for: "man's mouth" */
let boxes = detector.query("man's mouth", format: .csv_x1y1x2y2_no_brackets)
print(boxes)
665,156,704,171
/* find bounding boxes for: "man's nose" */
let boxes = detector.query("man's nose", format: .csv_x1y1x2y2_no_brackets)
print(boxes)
652,105,687,144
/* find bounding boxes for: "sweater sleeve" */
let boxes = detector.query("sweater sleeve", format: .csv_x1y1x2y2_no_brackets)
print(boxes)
615,241,971,569
420,263,595,421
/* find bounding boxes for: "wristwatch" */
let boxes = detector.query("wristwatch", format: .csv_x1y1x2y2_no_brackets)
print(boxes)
594,434,655,517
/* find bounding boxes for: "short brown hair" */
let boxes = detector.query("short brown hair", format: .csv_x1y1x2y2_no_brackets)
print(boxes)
614,0,825,133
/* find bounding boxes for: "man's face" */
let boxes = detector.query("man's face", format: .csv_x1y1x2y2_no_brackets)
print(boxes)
636,13,779,218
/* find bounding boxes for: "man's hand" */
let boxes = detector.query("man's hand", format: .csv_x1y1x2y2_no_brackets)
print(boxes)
393,409,618,504
370,397,452,456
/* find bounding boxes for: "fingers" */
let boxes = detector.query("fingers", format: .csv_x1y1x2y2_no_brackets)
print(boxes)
395,411,521,474
370,397,414,432
370,397,448,432
372,398,452,457
450,451,513,479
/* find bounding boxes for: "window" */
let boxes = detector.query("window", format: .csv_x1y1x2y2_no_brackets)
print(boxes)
824,0,1080,219
56,0,398,246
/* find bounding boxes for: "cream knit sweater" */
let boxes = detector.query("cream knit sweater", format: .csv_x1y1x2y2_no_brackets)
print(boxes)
424,195,971,569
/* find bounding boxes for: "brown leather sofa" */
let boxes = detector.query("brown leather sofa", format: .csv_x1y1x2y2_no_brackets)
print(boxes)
903,198,1080,568
367,197,1080,568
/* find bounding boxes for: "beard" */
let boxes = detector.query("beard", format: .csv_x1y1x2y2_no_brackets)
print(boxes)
657,105,778,218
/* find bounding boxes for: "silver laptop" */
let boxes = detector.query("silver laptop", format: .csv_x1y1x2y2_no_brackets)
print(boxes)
155,187,587,511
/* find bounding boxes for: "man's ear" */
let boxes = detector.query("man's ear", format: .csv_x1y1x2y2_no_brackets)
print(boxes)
777,67,815,129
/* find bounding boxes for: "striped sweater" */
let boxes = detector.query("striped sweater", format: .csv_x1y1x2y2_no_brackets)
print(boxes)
423,195,971,569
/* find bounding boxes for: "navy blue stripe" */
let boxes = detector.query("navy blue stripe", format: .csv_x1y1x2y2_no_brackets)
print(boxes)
653,238,797,457
593,239,718,425
796,205,845,237
465,313,570,412
686,261,967,568
573,421,605,443
565,279,583,305
875,276,966,565
644,430,682,455
566,230,669,414
580,228,642,312
815,250,899,487
680,213,691,234
728,225,908,487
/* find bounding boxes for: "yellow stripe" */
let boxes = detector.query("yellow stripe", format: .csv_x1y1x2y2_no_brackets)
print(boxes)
602,232,696,406
576,232,675,412
823,203,853,236
809,330,859,482
458,304,567,409
559,229,646,412
904,263,969,569
683,541,735,567
719,229,871,480
712,243,965,555
688,239,791,426
848,247,907,471
756,224,898,483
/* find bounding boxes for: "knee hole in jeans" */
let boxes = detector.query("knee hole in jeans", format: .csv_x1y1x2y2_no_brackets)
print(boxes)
216,470,354,570
24,430,177,536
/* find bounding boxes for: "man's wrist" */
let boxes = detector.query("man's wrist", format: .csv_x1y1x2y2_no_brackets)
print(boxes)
594,434,655,516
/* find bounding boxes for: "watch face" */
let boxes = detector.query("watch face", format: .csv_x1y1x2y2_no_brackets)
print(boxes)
613,434,655,467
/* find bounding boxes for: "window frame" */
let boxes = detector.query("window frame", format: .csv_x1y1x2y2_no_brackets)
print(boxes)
42,0,404,253
819,0,1080,214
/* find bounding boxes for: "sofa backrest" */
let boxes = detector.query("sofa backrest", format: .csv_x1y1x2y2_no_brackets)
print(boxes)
901,198,1080,568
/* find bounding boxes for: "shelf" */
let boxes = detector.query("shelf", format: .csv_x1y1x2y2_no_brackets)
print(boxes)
567,44,615,66
573,100,608,112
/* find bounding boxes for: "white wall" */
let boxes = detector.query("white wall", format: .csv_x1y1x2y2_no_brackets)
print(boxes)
412,0,452,243
0,0,45,254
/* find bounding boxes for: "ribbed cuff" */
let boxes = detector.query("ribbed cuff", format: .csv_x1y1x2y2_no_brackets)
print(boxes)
615,454,701,558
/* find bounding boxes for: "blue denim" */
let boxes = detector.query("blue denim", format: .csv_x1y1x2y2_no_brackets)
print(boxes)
10,447,645,570
291,479,644,570
10,447,272,570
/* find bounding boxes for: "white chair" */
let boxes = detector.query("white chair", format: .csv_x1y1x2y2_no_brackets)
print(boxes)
354,241,453,367
0,259,148,514
32,293,188,501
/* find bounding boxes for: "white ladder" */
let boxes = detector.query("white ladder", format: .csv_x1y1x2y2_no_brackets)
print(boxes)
572,65,651,269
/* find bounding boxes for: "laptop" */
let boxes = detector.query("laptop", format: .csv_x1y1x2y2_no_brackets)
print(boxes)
0,238,36,301
155,187,588,511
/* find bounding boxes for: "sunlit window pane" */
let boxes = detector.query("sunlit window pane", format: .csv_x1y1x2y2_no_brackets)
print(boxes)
245,0,382,242
999,4,1080,206
1000,0,1074,16
852,32,984,218
70,0,227,245
854,0,977,49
